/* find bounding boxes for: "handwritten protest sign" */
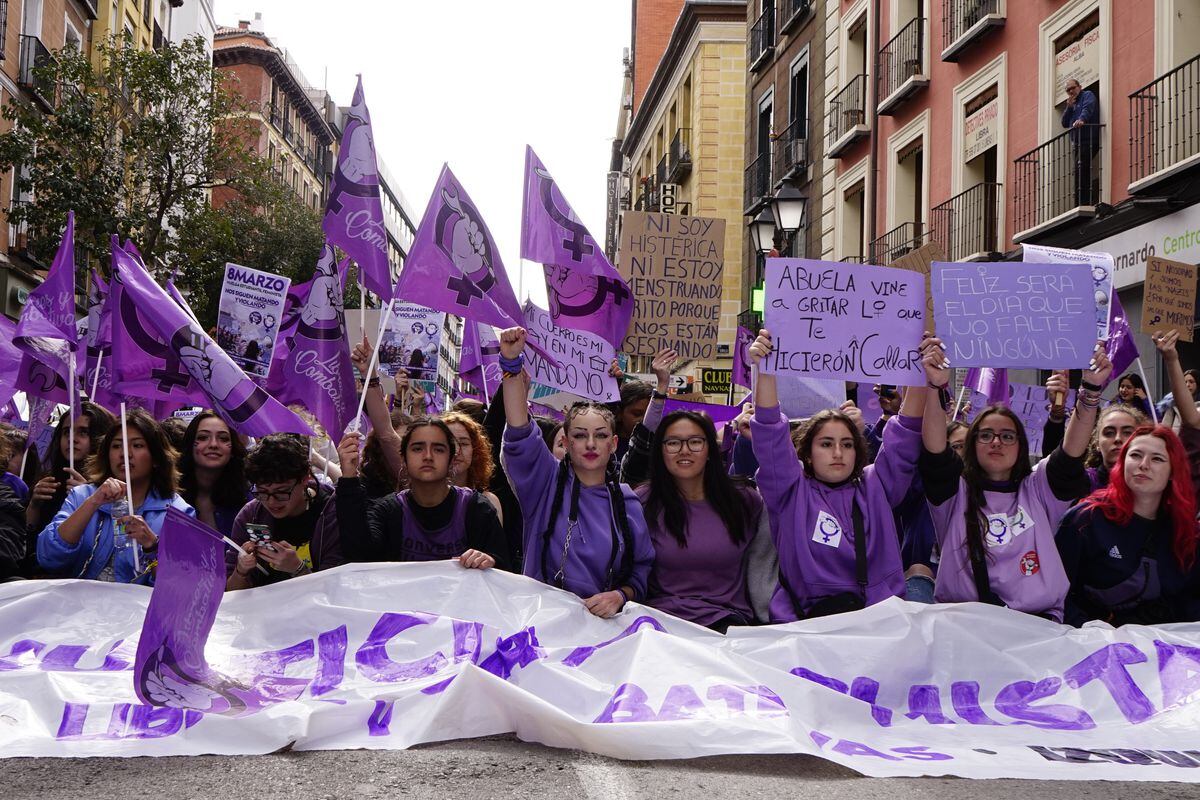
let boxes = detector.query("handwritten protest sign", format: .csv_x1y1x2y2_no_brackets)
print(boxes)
761,259,925,385
932,262,1096,369
524,301,619,402
216,264,290,380
618,210,725,358
964,381,1075,455
1023,243,1113,340
1141,256,1197,342
889,242,943,334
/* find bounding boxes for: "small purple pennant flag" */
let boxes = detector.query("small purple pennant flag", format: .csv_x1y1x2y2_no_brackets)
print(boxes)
459,320,501,399
521,146,633,351
1104,292,1140,388
322,76,391,300
963,367,1010,405
732,325,754,389
14,212,80,407
393,163,557,364
269,242,359,440
112,251,314,438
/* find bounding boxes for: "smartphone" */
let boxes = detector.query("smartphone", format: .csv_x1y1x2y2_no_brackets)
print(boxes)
246,524,276,551
875,384,898,398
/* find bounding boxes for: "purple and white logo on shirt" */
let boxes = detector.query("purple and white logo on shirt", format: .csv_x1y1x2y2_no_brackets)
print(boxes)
812,511,843,548
985,506,1034,548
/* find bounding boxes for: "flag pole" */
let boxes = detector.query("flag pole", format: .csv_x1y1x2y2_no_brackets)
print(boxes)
18,446,29,484
1135,357,1159,424
67,356,76,472
951,385,968,421
90,352,103,399
119,402,139,573
350,297,393,432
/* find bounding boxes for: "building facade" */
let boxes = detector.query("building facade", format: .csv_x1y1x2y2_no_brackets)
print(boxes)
816,0,1200,394
742,0,826,330
613,0,748,398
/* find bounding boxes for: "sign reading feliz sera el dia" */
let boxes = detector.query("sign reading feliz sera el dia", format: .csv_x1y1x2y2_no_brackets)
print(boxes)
618,211,726,360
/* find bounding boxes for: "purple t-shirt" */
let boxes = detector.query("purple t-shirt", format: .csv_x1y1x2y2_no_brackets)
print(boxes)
929,457,1072,621
637,485,763,626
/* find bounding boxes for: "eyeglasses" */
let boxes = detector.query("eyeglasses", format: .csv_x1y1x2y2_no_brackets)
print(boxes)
977,430,1019,446
663,436,707,454
252,481,301,503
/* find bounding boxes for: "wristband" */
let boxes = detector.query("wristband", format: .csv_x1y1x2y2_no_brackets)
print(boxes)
1080,380,1102,392
366,377,381,388
498,353,525,373
927,381,949,391
652,390,668,400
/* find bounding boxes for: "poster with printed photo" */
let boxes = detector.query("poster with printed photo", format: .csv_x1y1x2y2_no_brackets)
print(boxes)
379,301,443,389
216,263,291,380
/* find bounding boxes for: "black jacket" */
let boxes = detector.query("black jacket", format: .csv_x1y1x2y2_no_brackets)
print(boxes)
0,482,27,580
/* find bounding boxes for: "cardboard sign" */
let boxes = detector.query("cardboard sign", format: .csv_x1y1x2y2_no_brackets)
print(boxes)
932,261,1096,369
889,242,943,335
1141,256,1197,342
618,211,726,359
700,367,731,395
762,259,925,385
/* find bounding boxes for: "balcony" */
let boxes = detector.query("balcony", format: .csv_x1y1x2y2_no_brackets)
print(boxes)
827,74,869,157
941,0,1005,62
635,176,659,212
931,182,1002,261
870,221,929,263
744,152,771,215
878,17,928,115
1013,124,1104,241
839,255,866,263
269,103,283,129
772,117,808,185
667,127,692,182
655,154,668,190
748,7,774,73
18,35,56,111
779,0,813,36
1129,52,1200,192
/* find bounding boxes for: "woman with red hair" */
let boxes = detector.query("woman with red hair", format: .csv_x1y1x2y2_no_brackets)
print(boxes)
1055,423,1200,626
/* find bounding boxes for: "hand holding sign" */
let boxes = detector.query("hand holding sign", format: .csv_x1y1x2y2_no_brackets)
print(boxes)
920,334,951,388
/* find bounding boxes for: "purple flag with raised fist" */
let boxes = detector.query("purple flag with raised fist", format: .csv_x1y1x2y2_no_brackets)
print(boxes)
394,163,556,363
732,325,754,389
964,367,1010,405
521,146,633,351
1104,292,1139,388
135,508,275,717
112,251,314,437
460,320,501,399
322,76,390,300
271,243,359,439
15,213,79,400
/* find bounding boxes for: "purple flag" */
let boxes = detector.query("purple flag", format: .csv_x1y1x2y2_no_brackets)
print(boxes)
0,317,23,408
662,397,744,425
459,320,501,399
83,270,119,409
270,243,359,440
393,163,557,363
112,251,314,438
25,395,56,463
135,508,275,716
1104,292,1140,388
266,258,350,399
322,76,390,300
521,146,633,351
963,367,1010,405
15,213,80,403
732,325,754,389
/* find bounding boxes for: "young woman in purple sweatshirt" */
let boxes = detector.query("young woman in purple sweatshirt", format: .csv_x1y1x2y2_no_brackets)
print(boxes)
747,330,928,620
919,335,1110,621
497,327,654,618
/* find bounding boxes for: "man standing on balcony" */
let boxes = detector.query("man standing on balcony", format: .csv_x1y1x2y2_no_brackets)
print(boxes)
1062,79,1100,207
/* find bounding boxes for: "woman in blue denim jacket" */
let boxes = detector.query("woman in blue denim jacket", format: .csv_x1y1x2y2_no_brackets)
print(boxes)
38,408,193,585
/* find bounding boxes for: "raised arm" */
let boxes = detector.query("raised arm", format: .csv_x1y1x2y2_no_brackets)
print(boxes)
499,327,531,429
1063,343,1112,458
749,329,777,409
919,333,951,454
1156,331,1200,429
351,336,404,480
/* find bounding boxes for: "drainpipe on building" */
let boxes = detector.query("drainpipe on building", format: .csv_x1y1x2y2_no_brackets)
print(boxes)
866,0,881,261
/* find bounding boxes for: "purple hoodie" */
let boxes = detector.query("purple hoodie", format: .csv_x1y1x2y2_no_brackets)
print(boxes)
502,421,654,600
750,405,917,620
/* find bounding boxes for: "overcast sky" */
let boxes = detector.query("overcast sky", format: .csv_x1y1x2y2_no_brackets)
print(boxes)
212,1,632,304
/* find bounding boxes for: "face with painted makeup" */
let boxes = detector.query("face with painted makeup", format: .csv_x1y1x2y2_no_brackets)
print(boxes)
566,409,617,481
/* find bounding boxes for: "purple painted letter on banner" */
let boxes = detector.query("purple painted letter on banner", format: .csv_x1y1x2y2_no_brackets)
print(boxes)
521,146,633,352
761,259,925,386
932,261,1096,370
322,76,390,300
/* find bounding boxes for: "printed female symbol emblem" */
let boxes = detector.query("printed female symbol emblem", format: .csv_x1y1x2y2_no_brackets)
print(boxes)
812,510,843,548
985,514,1010,547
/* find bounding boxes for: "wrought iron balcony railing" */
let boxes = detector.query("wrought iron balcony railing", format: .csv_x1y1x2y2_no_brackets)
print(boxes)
879,17,928,114
18,35,56,110
1129,52,1200,189
779,0,813,35
940,0,1004,62
668,127,692,182
744,152,772,214
930,182,1002,261
773,117,808,183
870,221,928,264
827,74,868,157
1013,124,1104,238
748,6,775,72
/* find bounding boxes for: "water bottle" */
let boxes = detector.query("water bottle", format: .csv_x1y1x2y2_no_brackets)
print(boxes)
111,498,130,551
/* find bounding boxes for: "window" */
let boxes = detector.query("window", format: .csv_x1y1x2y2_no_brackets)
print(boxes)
21,0,41,37
0,2,8,61
788,49,809,130
64,18,82,51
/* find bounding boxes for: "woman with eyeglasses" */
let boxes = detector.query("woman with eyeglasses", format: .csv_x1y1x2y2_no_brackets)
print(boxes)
335,417,507,570
619,350,776,631
918,335,1109,620
226,434,343,590
747,331,928,620
498,327,654,618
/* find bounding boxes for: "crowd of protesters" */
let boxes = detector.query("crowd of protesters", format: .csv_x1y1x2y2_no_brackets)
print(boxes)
1,324,1197,632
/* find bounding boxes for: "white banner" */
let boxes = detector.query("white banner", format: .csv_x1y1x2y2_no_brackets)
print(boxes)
216,263,291,380
3,564,1200,780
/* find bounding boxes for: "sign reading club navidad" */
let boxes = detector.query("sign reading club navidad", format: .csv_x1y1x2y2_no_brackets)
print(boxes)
932,261,1097,369
761,259,925,386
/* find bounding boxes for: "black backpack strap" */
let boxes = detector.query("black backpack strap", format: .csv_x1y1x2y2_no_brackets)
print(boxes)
851,498,868,595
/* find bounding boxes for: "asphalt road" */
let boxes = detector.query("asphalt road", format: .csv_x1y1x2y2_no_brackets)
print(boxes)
8,735,1200,800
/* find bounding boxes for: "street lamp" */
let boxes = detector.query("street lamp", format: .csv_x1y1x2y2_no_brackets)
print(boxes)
770,183,808,235
747,207,775,255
